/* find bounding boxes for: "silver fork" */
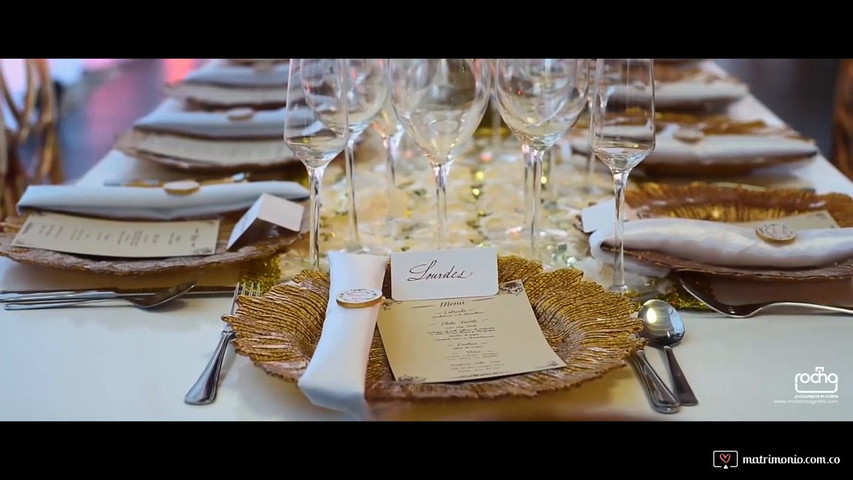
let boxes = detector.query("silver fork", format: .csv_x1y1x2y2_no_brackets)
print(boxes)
184,281,261,405
679,274,853,318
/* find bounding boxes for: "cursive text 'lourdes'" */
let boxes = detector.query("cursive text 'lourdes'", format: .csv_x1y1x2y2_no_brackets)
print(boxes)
407,260,473,282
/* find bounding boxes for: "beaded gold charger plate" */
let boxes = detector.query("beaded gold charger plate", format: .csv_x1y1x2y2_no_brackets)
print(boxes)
0,212,306,276
613,182,853,280
226,256,643,401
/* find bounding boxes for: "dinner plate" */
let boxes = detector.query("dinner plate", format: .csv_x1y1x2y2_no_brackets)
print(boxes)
611,182,853,280
0,211,306,276
227,256,643,401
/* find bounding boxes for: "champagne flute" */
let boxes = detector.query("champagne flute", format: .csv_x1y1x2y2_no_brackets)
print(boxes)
342,59,388,254
284,59,349,270
493,59,587,259
589,59,655,293
584,59,601,196
388,59,491,248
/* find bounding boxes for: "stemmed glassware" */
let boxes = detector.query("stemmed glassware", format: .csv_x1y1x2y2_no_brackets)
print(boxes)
342,59,388,254
388,59,491,248
284,59,349,271
589,59,656,293
584,59,601,196
493,59,588,260
371,95,406,237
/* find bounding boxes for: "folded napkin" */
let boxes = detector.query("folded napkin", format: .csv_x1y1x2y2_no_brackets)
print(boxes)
17,181,309,220
297,252,388,419
590,218,853,275
654,81,749,108
165,83,289,108
571,133,818,165
183,59,289,87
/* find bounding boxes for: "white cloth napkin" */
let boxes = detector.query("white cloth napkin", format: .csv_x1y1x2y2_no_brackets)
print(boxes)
571,133,818,164
17,181,309,220
183,59,289,87
589,218,853,276
297,251,388,419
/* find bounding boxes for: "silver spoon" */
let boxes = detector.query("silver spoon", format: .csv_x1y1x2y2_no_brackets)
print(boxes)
3,281,198,310
639,299,699,406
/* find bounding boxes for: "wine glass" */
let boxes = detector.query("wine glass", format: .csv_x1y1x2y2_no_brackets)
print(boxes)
589,59,655,293
493,59,588,260
284,59,349,270
342,59,388,254
371,94,406,237
388,59,491,248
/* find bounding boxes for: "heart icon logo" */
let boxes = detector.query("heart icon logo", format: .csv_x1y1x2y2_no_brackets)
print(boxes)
719,453,731,464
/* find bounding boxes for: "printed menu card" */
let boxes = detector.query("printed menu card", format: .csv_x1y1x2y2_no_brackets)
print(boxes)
376,280,566,383
11,211,220,258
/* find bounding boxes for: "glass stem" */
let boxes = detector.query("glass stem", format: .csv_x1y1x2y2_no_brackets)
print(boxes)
611,169,631,291
544,147,554,206
529,147,546,258
432,162,452,249
522,143,534,224
586,149,597,194
306,164,327,271
490,99,501,147
344,137,361,250
384,130,404,226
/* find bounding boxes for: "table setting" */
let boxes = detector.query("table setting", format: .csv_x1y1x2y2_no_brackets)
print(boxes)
1,57,852,422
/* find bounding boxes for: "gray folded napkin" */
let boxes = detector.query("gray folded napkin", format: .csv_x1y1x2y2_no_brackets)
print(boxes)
183,59,289,87
17,181,309,220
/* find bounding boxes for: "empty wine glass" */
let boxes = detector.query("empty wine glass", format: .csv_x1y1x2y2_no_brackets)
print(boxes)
371,94,406,237
493,59,588,259
284,59,349,270
589,58,655,293
342,59,388,254
388,59,491,248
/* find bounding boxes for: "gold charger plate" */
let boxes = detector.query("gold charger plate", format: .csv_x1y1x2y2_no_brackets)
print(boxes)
611,182,853,280
226,256,643,401
115,130,303,174
0,212,305,276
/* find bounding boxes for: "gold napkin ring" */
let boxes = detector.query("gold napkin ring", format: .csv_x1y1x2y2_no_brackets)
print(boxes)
336,288,384,309
755,223,797,245
163,180,201,195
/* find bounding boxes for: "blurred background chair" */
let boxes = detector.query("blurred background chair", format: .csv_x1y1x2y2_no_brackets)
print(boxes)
0,59,62,219
832,59,853,178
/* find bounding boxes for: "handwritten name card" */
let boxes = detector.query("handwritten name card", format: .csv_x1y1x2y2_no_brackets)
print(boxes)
11,211,220,258
390,247,498,301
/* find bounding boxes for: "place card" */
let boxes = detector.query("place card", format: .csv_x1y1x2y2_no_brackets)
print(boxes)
390,247,498,301
580,198,639,233
226,193,305,250
377,280,566,383
11,211,219,258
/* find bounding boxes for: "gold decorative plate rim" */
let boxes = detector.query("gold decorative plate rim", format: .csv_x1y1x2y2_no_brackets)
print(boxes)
0,211,305,276
616,182,853,280
227,256,644,401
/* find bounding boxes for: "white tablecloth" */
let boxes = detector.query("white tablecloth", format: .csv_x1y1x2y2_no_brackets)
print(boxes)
2,61,852,420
